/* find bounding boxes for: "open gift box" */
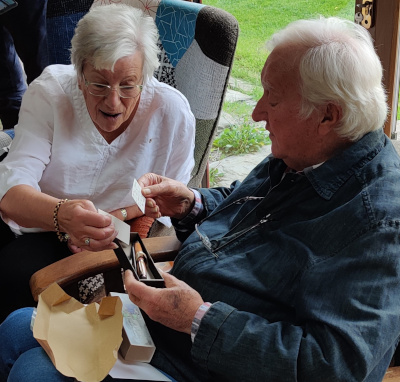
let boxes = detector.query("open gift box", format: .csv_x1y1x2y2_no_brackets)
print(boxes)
114,233,165,288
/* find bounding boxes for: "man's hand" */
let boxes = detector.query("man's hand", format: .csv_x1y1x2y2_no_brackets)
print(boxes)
137,173,195,220
124,269,204,334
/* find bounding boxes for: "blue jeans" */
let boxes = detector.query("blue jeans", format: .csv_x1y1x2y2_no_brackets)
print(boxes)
0,0,48,129
0,308,176,382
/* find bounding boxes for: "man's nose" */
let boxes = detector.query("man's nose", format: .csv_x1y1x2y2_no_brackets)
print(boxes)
252,101,264,122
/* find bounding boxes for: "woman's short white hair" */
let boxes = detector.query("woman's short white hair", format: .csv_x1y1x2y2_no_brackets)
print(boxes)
71,4,160,84
267,17,388,141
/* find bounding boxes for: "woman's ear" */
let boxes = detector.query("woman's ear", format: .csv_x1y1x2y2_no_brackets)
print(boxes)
318,102,342,136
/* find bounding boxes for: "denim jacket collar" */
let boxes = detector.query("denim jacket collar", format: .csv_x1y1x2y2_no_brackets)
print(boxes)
304,129,385,200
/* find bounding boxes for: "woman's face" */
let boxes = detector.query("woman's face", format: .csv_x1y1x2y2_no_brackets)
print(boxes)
80,52,144,139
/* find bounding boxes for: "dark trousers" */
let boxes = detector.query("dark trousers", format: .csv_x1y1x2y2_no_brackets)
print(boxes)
0,219,71,322
0,0,48,129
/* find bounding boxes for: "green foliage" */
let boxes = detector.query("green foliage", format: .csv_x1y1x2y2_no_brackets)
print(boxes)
213,123,271,156
209,167,225,187
223,100,255,118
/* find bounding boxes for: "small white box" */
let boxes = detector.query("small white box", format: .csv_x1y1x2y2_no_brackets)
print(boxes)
110,292,156,363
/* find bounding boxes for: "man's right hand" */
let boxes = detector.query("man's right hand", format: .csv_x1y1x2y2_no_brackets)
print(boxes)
138,173,195,220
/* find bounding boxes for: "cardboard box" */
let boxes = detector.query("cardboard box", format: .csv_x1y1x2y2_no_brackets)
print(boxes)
110,292,156,363
114,233,165,288
33,283,123,382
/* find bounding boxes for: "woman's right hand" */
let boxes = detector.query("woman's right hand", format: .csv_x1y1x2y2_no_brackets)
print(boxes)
57,199,118,252
137,173,195,220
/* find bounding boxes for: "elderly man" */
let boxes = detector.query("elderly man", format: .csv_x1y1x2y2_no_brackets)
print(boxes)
0,16,399,382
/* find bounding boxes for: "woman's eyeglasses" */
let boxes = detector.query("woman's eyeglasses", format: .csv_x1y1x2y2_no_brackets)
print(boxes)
82,73,143,99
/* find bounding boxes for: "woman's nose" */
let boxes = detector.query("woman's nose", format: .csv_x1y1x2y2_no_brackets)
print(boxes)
104,88,121,106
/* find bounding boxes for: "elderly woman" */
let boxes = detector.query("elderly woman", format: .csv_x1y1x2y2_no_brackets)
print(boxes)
0,4,195,321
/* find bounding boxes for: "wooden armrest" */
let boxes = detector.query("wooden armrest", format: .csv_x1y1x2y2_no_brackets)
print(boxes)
30,236,181,301
383,366,400,381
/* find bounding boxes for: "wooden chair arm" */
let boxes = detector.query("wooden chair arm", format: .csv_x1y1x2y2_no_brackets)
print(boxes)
383,366,400,381
30,236,181,302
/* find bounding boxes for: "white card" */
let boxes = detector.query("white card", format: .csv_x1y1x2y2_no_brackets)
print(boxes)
98,209,130,245
132,179,146,214
109,354,172,381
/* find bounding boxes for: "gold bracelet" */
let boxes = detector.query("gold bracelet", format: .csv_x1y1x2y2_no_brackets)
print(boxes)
53,199,69,242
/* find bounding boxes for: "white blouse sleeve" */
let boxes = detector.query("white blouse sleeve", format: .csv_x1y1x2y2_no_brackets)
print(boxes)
0,69,57,201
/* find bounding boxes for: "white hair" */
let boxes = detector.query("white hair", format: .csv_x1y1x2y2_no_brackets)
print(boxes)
71,4,160,84
267,17,388,141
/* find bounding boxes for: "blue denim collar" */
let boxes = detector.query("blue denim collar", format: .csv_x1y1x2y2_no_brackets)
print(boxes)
305,129,385,200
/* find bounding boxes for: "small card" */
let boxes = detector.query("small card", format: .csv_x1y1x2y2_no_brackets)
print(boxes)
98,209,130,245
132,179,146,214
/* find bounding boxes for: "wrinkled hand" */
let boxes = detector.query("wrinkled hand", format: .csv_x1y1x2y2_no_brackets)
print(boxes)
124,269,203,334
137,173,195,220
57,199,118,252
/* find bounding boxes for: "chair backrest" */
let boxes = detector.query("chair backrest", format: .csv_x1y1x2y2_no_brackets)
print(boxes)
46,0,239,187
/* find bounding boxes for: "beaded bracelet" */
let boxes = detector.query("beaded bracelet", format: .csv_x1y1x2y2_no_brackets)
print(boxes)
53,199,69,242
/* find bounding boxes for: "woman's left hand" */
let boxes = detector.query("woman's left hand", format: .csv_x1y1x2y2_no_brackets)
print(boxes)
58,199,119,252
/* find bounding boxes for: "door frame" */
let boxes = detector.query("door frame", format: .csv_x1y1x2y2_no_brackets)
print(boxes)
354,0,400,138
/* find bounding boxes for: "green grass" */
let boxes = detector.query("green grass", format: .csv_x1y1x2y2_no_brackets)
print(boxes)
205,0,400,120
213,122,271,155
205,0,355,94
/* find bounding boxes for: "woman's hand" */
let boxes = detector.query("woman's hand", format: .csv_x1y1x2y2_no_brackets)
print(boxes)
124,269,204,334
137,173,195,220
58,199,118,252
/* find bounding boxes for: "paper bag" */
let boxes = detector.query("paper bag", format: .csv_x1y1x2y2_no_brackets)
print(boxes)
33,283,123,382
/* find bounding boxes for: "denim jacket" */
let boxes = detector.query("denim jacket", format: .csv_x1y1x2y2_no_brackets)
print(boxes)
149,129,400,382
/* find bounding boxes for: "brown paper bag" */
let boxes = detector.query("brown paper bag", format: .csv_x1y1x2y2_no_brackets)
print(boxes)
33,283,123,382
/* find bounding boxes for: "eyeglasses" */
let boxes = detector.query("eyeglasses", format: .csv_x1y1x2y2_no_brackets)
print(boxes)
194,196,269,256
82,73,143,99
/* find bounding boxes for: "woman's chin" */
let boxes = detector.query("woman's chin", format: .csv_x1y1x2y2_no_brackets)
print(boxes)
98,118,124,132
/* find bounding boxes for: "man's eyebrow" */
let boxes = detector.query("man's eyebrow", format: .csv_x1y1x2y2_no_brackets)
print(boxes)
262,79,273,90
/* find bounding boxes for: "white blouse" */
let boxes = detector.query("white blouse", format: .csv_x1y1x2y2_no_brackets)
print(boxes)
0,64,195,233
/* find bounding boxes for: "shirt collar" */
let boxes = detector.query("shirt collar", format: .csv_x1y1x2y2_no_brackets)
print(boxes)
305,129,386,200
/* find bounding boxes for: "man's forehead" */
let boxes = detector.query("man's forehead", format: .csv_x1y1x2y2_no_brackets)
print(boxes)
262,48,299,85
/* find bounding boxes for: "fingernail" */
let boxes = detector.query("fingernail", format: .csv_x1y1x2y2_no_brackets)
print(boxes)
143,188,151,195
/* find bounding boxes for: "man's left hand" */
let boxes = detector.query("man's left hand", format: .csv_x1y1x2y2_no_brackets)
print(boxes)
124,269,204,335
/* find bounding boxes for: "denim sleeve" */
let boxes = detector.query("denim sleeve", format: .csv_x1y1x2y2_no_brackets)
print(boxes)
191,225,400,381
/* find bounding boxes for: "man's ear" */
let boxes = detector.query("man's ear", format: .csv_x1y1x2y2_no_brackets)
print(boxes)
318,103,342,136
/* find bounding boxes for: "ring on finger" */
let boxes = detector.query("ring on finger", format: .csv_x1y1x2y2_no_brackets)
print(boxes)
84,238,91,246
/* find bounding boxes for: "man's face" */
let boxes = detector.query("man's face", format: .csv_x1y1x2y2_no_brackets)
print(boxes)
252,47,322,170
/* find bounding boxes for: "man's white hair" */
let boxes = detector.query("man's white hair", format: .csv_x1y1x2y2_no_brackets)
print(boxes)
267,17,388,141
